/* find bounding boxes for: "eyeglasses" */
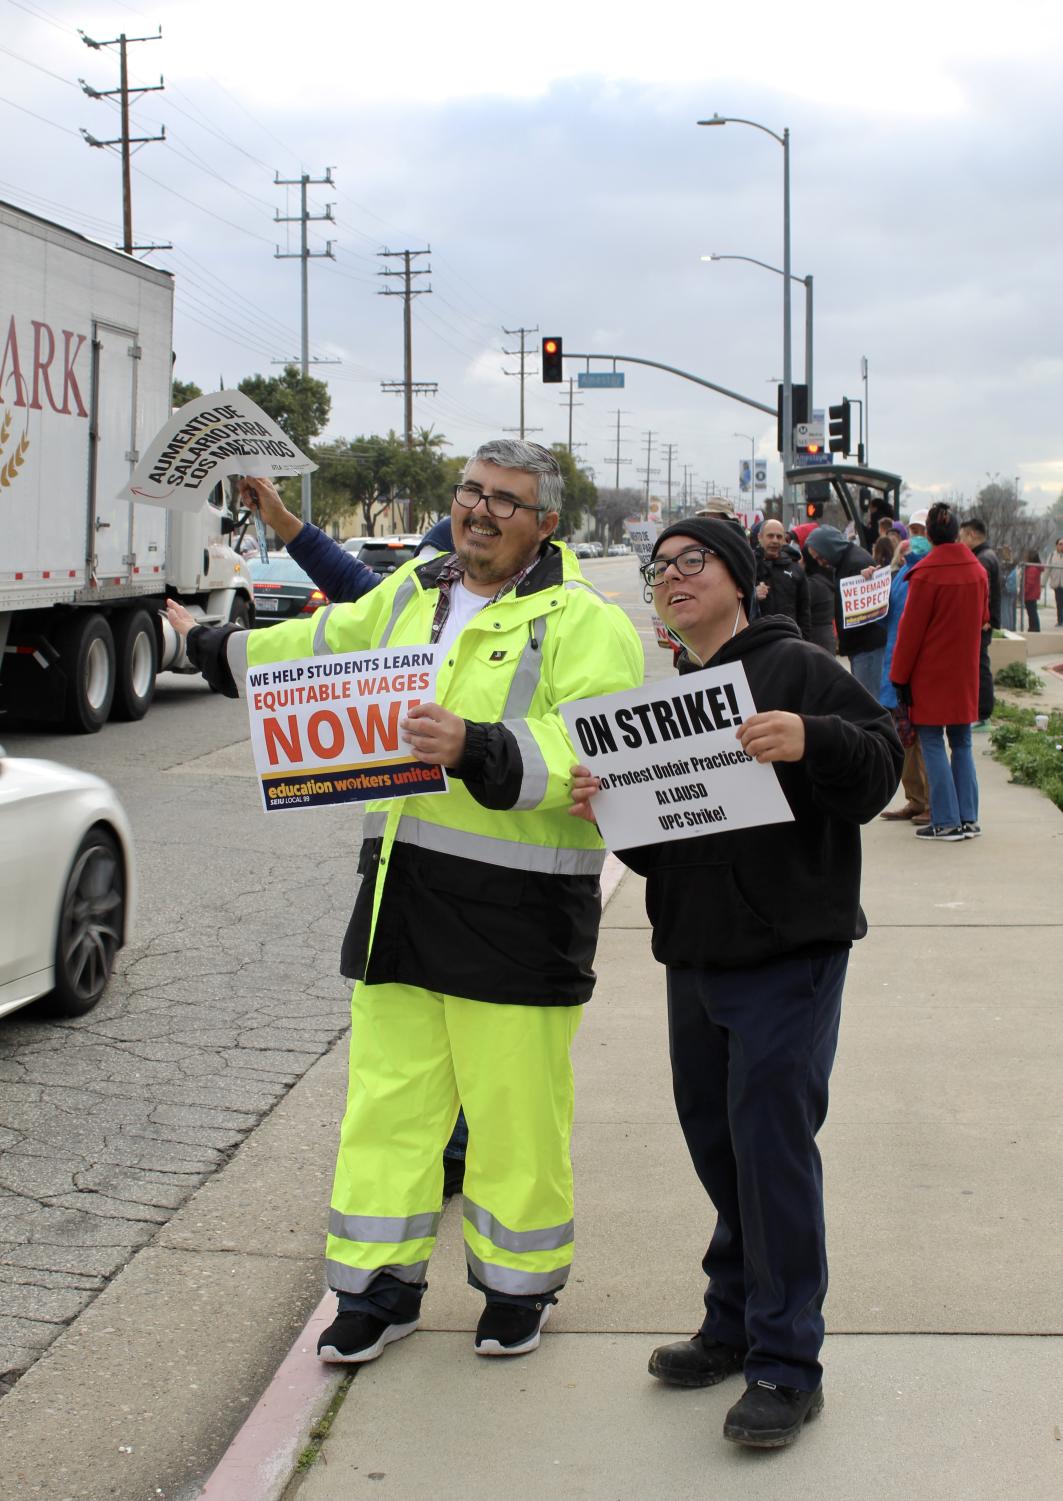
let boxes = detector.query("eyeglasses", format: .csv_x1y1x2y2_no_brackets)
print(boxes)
641,546,719,588
453,483,546,520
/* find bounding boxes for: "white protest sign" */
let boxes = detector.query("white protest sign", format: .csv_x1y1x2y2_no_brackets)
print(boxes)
246,646,448,813
839,567,891,630
120,390,317,510
624,520,657,565
625,519,675,650
561,662,794,848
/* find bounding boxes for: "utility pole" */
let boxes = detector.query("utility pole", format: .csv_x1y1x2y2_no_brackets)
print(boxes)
79,28,168,255
641,430,660,510
608,409,632,489
275,171,336,525
379,249,438,476
682,465,693,509
662,443,678,519
559,378,583,454
861,355,870,465
502,326,540,440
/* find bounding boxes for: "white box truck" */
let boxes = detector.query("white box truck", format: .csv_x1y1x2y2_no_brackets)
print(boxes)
0,201,253,732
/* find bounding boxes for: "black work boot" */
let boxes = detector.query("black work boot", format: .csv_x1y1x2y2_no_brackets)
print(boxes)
723,1379,824,1447
648,1333,746,1388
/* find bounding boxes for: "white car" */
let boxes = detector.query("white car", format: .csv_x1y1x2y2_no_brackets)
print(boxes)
0,749,135,1020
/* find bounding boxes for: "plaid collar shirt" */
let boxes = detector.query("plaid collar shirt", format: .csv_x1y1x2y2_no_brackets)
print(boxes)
428,548,543,644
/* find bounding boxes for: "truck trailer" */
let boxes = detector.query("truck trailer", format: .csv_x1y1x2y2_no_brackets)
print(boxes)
0,201,253,732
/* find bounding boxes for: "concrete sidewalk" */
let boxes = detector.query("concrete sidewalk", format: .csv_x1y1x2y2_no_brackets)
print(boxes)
0,743,1060,1501
284,745,1063,1501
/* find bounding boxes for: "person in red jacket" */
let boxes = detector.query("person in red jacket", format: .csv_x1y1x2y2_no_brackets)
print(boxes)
1023,550,1044,632
890,502,989,841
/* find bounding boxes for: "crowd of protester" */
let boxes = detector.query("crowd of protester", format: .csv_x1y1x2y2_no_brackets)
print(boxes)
720,495,1058,842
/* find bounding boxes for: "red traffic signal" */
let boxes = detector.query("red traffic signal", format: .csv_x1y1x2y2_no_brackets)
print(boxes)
805,500,824,520
541,337,563,383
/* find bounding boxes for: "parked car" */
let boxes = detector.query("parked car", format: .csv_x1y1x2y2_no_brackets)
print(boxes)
356,537,420,575
247,556,328,622
0,749,135,1020
607,543,632,556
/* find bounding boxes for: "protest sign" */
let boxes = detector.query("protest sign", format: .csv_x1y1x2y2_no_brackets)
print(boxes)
839,567,891,629
625,519,675,650
119,390,317,511
246,646,448,813
560,662,794,849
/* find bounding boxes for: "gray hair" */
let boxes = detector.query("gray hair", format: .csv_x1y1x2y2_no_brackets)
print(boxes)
464,439,564,515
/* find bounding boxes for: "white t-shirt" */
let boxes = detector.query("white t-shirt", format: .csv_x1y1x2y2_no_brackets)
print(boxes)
436,578,489,656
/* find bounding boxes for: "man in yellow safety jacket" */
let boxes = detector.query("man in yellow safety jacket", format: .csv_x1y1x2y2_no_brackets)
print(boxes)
166,440,643,1363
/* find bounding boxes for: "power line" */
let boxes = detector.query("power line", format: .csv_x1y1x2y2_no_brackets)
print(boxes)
379,248,438,477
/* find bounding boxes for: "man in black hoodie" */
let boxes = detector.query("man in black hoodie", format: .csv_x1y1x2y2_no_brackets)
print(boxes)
570,517,901,1451
805,524,888,697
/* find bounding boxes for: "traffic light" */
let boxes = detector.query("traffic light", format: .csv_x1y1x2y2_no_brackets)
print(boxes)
776,383,808,455
828,399,851,457
804,479,829,520
541,337,563,383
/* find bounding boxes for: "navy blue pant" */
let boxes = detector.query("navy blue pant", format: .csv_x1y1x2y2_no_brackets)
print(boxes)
666,948,847,1390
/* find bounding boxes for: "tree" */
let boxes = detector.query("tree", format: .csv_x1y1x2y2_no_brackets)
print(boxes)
238,364,331,453
550,446,597,537
309,433,459,535
171,378,202,410
969,477,1056,564
593,487,643,545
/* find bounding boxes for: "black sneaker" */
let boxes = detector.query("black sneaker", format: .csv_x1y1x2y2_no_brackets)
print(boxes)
474,1301,550,1356
648,1333,746,1388
914,824,964,841
317,1310,419,1364
723,1379,824,1448
962,821,982,838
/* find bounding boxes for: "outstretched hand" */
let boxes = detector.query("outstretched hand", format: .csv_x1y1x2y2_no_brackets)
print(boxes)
164,598,197,640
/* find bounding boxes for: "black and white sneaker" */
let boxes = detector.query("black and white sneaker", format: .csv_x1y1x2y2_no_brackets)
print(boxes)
317,1311,419,1364
961,821,982,838
474,1301,550,1356
914,824,965,841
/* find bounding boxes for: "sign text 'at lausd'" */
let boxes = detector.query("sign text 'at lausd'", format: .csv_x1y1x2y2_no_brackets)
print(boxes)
561,662,793,848
246,646,448,812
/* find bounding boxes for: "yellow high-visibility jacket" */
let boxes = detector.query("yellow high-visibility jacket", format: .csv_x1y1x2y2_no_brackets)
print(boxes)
239,542,643,1005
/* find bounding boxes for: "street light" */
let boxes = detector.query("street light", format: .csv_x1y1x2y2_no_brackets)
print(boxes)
698,113,792,515
734,431,756,514
703,254,813,415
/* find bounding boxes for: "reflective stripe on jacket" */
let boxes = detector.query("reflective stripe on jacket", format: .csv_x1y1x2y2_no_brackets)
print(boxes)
245,541,644,1004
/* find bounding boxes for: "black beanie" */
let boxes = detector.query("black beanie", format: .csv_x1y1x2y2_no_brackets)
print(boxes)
651,518,756,602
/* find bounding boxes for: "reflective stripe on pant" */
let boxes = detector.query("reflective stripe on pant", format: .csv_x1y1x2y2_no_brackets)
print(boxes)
326,981,581,1313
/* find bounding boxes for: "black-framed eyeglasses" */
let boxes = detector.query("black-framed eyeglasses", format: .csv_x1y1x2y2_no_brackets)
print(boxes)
453,483,546,520
641,546,719,588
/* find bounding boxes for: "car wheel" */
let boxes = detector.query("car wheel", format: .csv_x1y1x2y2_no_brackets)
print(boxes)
59,611,116,733
110,608,158,721
49,828,125,1017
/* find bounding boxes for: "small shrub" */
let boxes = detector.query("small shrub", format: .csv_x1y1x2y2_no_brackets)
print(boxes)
994,661,1043,691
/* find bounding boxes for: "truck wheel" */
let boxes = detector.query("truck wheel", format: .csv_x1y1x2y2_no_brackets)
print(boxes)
110,608,158,721
48,827,125,1017
60,612,115,733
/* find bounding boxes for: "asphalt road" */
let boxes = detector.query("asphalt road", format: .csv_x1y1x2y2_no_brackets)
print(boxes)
0,553,665,1397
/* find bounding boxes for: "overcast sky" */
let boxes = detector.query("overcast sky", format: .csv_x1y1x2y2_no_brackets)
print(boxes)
4,0,1062,515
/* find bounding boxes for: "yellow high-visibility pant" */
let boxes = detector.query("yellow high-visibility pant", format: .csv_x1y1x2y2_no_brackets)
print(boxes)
326,981,582,1303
